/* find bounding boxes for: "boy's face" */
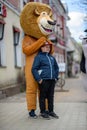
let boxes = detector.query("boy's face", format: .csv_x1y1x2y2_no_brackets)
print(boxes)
41,44,51,53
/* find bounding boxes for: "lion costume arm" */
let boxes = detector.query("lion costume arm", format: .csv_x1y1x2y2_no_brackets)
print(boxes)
22,36,46,55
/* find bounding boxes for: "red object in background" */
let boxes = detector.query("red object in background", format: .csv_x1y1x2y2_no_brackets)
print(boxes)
13,27,20,33
0,3,7,17
2,5,7,17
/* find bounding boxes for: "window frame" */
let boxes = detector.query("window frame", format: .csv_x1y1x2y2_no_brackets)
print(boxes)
0,19,5,40
13,26,21,68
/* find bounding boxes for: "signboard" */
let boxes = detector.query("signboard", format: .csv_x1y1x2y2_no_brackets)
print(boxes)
58,63,66,72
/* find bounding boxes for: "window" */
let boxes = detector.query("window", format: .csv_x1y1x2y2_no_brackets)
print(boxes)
0,19,6,67
13,27,20,46
13,26,21,68
0,19,5,40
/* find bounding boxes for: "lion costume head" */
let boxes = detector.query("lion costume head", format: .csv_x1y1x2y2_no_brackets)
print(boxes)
20,2,56,39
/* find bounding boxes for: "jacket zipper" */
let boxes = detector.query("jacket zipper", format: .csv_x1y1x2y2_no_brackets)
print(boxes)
46,54,52,79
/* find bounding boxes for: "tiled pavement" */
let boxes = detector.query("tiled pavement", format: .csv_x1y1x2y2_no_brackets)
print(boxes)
0,74,87,130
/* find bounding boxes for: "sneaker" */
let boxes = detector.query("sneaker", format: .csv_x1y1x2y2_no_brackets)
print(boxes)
40,113,50,120
29,110,37,119
45,110,49,114
49,112,59,119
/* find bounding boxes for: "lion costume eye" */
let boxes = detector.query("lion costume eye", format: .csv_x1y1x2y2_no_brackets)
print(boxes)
41,12,47,16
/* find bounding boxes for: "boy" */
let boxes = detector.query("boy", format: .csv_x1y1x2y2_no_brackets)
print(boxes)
32,42,59,119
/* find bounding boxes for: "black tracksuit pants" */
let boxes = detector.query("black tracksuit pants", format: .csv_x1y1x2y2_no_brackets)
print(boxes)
39,79,55,113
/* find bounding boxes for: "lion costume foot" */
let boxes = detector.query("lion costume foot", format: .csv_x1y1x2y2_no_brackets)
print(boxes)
29,110,38,119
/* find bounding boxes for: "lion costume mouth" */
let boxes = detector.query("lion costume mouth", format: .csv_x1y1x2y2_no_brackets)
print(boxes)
39,23,53,35
41,25,53,32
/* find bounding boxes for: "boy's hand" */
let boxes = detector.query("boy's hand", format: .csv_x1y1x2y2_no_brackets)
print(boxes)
39,79,43,84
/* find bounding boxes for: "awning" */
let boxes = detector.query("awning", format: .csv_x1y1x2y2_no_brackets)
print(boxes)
13,27,20,32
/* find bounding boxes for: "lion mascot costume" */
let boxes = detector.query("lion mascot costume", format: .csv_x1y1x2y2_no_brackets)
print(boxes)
20,2,56,118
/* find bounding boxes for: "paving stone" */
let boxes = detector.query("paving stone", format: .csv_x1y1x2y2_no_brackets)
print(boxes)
0,75,87,130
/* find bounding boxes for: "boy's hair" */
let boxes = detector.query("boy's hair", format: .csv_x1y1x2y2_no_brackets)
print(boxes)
40,43,52,53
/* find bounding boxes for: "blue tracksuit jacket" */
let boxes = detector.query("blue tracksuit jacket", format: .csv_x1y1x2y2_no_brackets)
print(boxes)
32,52,59,82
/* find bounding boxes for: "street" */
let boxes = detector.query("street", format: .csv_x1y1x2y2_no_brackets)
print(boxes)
0,74,87,130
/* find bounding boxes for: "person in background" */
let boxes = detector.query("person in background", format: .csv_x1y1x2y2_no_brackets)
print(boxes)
82,37,87,73
32,42,59,119
80,31,87,90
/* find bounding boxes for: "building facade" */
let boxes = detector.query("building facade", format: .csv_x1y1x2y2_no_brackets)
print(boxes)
0,0,25,98
49,0,68,77
66,37,82,77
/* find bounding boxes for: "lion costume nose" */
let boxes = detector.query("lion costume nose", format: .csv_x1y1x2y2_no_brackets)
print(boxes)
48,20,56,25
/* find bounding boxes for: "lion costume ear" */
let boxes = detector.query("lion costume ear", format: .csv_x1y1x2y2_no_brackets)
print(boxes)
34,7,40,15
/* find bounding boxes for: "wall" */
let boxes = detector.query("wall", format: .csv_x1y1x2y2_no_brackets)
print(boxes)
0,5,24,89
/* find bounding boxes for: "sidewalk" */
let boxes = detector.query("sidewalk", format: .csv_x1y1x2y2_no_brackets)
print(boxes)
0,75,87,130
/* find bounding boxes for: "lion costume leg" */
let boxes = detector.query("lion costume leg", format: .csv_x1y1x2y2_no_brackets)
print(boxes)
26,75,38,111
